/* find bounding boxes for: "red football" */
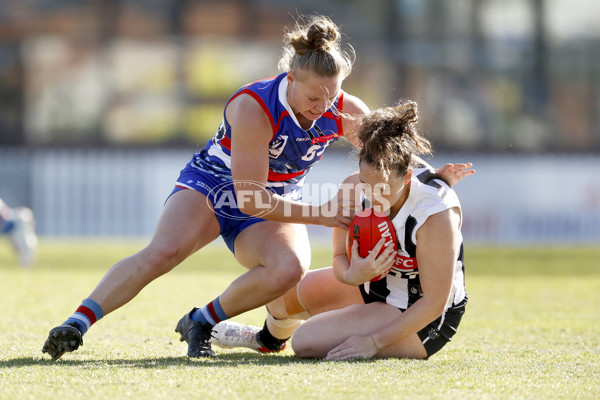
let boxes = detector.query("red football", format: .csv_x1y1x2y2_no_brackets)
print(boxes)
346,208,398,281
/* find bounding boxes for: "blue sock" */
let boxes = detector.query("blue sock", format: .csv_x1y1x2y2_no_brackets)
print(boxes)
190,297,229,326
1,220,14,234
0,201,13,233
64,298,104,335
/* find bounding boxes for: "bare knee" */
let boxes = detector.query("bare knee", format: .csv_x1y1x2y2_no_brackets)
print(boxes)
291,324,324,358
291,334,310,358
264,256,305,297
137,243,186,277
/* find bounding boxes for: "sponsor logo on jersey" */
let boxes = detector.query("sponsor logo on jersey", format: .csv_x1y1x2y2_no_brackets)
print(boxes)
377,221,395,248
269,135,288,159
310,133,340,144
393,254,418,271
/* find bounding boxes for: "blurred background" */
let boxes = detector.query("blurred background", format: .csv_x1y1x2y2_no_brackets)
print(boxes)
0,0,599,245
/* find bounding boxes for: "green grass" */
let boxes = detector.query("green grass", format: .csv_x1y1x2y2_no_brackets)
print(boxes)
0,240,599,399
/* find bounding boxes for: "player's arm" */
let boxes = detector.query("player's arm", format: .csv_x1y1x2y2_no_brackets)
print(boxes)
369,207,461,352
331,173,361,283
331,173,396,285
412,155,475,187
340,93,370,149
228,94,351,228
331,173,359,283
434,162,475,186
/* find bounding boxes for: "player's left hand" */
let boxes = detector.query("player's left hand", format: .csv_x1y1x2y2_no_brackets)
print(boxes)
325,335,378,361
435,163,475,187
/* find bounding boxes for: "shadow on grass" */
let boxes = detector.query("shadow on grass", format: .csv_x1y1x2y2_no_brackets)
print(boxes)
2,353,379,368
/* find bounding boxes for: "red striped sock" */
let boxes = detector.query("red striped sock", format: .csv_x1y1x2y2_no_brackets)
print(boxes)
190,297,229,326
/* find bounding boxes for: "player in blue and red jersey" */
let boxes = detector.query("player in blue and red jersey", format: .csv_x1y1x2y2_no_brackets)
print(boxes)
42,16,473,360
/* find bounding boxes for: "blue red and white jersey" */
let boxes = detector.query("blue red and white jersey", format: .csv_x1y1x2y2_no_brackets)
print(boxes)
194,72,344,199
361,163,467,313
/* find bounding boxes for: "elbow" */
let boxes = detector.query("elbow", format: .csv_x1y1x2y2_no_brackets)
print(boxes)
423,295,448,318
433,301,447,317
237,202,257,217
234,186,269,216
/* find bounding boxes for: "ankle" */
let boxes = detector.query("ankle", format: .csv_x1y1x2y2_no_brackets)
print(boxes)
257,320,288,352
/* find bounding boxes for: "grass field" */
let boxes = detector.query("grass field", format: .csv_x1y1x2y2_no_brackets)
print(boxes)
0,240,598,399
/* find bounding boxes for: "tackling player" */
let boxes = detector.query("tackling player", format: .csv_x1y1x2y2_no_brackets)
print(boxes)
42,16,471,360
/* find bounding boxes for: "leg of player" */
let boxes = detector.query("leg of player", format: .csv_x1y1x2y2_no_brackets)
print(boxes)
212,267,364,352
184,220,310,355
42,189,221,360
291,302,428,359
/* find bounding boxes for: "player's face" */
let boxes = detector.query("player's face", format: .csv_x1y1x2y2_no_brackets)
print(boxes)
286,69,343,123
358,161,412,214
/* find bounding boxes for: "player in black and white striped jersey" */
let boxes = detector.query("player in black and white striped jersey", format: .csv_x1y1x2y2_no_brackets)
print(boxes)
212,100,472,359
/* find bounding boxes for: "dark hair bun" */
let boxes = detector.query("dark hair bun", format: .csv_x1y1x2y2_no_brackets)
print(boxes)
358,100,432,179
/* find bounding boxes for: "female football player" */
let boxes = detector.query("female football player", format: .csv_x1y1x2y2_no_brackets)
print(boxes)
43,15,471,360
212,100,469,359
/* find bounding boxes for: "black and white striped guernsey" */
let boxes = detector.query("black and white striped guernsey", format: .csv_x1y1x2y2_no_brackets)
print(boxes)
361,163,468,314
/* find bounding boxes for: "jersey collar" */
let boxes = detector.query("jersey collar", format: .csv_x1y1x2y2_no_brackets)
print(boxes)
278,75,316,131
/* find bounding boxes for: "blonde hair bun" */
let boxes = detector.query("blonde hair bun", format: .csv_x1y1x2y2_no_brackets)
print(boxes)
279,15,354,78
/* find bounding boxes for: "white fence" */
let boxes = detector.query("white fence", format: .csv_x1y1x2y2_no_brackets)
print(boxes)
1,147,188,237
1,147,600,245
424,153,600,245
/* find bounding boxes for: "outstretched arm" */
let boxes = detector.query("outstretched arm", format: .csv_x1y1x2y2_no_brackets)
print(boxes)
228,94,352,228
435,162,475,187
411,154,475,187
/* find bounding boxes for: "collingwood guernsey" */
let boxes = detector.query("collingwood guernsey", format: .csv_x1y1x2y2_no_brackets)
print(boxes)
361,163,468,314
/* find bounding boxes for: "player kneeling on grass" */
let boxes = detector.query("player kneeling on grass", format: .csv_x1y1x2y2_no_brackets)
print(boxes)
212,100,470,360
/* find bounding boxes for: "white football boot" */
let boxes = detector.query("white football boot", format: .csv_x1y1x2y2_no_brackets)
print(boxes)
211,321,285,353
9,207,38,266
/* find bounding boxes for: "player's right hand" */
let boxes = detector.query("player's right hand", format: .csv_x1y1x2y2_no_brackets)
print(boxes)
345,239,396,285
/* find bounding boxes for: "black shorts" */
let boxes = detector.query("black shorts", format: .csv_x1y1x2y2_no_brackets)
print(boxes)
416,299,466,357
359,286,467,357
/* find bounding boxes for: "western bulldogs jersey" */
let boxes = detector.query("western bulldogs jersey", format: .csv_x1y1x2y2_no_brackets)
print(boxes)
361,164,468,313
195,72,344,200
